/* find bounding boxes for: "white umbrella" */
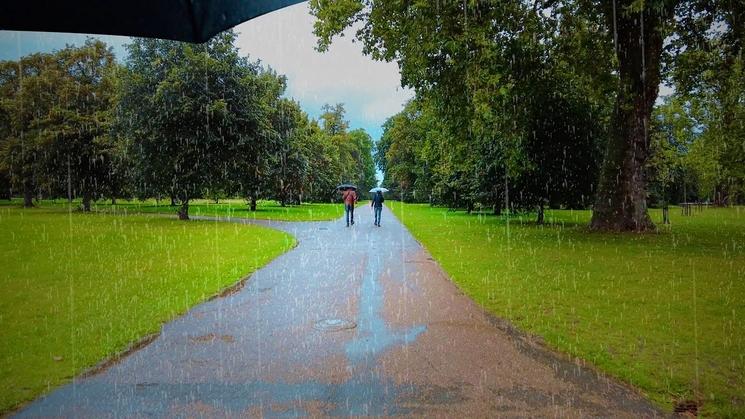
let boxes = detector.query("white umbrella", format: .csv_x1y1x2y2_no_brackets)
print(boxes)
369,187,389,193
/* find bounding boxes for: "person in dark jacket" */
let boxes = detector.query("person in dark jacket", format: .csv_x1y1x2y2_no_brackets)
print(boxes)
371,190,384,227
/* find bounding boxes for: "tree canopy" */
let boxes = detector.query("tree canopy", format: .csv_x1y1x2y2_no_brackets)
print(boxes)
0,40,117,209
312,0,745,229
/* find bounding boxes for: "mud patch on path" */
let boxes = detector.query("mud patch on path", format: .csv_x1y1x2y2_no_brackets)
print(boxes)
189,333,235,344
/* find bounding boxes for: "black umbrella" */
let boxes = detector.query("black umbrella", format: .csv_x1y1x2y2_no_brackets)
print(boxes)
336,184,357,191
0,0,306,43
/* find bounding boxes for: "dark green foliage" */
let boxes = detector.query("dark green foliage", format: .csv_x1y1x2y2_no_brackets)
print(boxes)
313,0,610,218
319,103,377,197
0,41,118,210
118,32,269,219
115,33,377,217
664,1,745,205
0,35,379,216
312,0,744,229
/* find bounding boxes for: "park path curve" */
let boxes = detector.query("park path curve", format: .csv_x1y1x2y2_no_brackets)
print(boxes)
17,204,661,417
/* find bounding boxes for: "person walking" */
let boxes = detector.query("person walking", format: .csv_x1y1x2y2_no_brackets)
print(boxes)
342,188,358,227
371,190,384,227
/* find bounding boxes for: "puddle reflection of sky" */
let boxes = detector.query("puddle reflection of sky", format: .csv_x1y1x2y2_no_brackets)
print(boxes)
346,254,426,365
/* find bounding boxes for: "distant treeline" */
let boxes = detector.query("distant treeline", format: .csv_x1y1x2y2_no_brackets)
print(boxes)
0,31,376,219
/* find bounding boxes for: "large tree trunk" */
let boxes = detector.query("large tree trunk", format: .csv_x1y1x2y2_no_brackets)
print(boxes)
178,199,189,220
591,3,671,232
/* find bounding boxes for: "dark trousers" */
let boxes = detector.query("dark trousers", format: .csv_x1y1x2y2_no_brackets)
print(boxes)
345,204,354,225
374,206,382,225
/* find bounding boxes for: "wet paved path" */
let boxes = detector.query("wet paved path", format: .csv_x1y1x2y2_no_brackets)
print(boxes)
18,205,660,417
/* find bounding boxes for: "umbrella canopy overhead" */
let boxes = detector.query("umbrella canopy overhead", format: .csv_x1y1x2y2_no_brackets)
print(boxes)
336,184,357,191
0,0,306,43
369,187,389,193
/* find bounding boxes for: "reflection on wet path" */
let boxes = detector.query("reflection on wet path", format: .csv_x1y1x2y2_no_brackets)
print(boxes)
346,253,426,365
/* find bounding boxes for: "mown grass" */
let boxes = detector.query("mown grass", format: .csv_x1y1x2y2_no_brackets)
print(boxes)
390,202,745,417
0,206,295,413
0,198,348,222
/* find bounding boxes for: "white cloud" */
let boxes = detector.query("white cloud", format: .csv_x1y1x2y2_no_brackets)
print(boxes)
234,2,413,138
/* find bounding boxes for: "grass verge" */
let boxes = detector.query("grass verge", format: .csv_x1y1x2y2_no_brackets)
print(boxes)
0,206,294,413
390,202,745,416
0,198,348,222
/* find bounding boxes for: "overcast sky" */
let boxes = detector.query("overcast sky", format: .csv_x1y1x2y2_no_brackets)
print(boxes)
0,2,413,143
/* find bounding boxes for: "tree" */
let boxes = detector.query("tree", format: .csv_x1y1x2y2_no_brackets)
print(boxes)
515,91,601,221
318,103,377,195
304,119,342,202
0,42,120,211
118,31,270,219
0,53,53,207
648,97,696,209
348,128,377,193
0,64,11,200
38,40,117,211
666,2,745,205
270,98,310,206
376,99,441,204
320,103,349,136
229,69,282,212
321,103,354,186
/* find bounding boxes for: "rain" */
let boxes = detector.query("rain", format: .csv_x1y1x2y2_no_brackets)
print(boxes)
0,0,744,417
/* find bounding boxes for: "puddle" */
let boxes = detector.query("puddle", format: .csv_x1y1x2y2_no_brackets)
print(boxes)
346,254,426,363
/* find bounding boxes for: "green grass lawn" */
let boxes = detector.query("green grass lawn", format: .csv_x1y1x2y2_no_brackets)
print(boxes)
0,206,294,413
0,198,349,222
390,202,745,416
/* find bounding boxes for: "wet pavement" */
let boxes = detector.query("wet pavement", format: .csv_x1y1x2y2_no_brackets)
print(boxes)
16,205,661,417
